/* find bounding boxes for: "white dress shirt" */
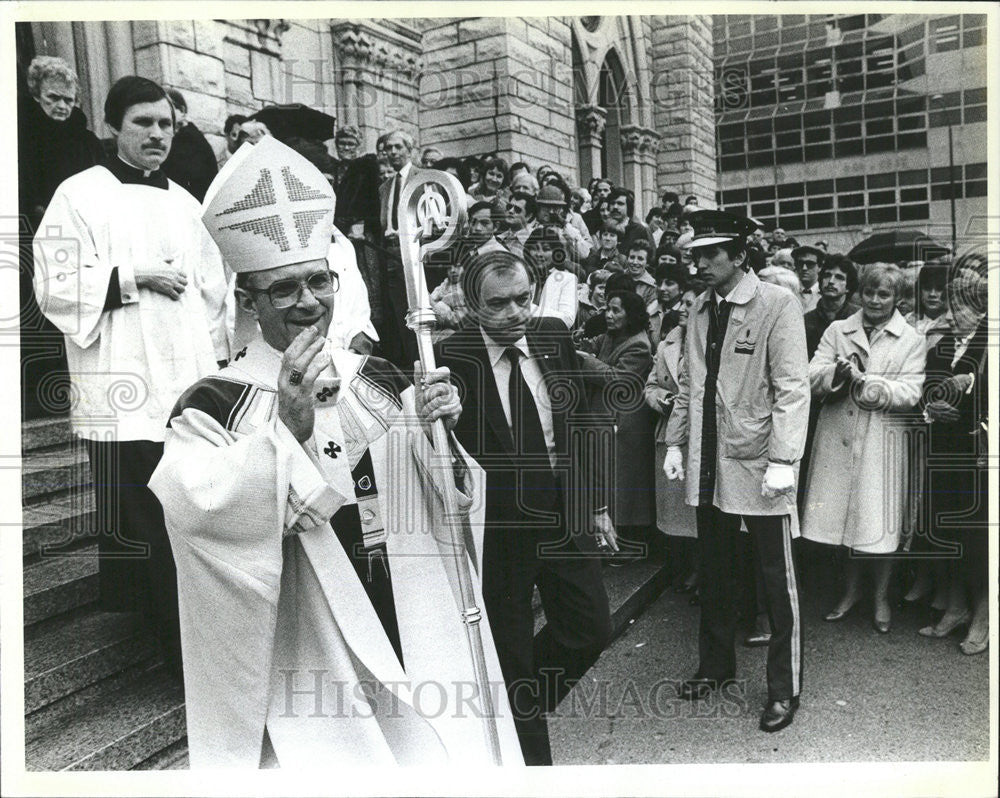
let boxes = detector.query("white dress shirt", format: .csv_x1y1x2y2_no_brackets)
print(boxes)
482,329,557,467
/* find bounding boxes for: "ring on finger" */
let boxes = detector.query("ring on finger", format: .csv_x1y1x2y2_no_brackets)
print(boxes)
289,369,304,386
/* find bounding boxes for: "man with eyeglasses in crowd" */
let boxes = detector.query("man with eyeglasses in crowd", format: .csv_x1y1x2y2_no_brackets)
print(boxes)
498,190,538,259
792,244,825,313
150,137,523,768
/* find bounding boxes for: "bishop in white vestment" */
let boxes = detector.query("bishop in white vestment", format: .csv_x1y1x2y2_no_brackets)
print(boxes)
149,137,523,768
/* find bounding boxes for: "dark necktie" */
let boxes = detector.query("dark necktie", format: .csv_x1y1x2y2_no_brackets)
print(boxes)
391,172,402,230
698,298,731,505
505,347,547,458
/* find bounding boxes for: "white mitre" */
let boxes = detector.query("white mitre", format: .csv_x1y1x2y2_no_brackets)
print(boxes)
202,137,335,273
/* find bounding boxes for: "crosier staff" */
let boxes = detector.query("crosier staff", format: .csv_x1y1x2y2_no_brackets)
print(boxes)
397,171,502,764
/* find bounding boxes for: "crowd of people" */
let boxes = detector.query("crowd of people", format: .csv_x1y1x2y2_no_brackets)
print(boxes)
18,55,990,768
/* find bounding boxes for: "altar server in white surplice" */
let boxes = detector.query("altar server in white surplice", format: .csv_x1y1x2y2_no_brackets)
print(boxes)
32,77,230,669
149,137,523,769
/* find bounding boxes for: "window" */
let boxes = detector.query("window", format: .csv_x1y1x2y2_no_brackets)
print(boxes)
807,212,835,229
929,16,960,53
838,209,866,227
836,175,864,191
866,136,895,153
808,196,834,210
900,187,927,203
776,131,801,148
896,132,927,150
897,115,926,131
806,179,834,194
869,206,897,223
835,122,862,140
866,119,894,136
722,188,748,204
721,155,747,172
834,139,864,157
899,170,927,186
867,172,895,189
899,205,929,221
748,185,775,201
868,190,896,206
964,105,987,124
805,144,832,160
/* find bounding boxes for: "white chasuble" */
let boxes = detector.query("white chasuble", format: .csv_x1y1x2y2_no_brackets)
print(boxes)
149,336,522,769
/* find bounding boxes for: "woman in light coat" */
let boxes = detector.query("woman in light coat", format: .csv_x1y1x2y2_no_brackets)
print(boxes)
802,263,926,633
645,288,699,587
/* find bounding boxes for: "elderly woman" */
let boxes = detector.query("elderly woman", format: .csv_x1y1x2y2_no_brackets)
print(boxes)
802,263,926,633
19,56,103,227
578,291,656,560
758,264,802,295
915,251,989,654
18,56,103,420
645,288,699,587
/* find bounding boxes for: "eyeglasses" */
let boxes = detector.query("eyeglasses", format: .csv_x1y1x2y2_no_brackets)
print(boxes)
246,270,339,309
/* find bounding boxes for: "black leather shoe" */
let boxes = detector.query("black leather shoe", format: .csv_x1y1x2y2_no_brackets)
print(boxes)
678,675,730,701
742,631,772,648
759,696,799,732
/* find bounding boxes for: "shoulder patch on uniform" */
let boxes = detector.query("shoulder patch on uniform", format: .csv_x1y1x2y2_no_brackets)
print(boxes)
353,355,408,411
168,376,262,431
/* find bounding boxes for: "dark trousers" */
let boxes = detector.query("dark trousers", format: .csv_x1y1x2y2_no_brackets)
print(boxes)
84,439,181,661
695,505,802,701
481,527,611,766
374,243,418,371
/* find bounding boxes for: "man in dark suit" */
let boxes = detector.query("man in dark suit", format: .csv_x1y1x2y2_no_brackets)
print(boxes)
436,250,614,766
376,129,423,369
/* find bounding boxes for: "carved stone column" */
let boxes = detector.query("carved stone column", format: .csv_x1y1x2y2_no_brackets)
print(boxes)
620,124,645,200
640,129,662,212
331,21,422,152
576,104,607,188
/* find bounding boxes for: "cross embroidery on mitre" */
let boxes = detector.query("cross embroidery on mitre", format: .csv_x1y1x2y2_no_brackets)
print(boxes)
215,164,333,253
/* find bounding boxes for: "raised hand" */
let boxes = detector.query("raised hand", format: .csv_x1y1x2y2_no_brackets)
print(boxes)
278,326,331,442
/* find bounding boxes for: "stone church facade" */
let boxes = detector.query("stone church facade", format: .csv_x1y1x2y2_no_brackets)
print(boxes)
20,15,718,211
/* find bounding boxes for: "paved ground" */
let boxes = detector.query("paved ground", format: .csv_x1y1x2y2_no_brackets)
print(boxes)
550,550,991,766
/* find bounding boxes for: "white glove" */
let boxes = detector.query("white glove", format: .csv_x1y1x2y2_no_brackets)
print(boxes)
761,462,795,498
663,446,685,481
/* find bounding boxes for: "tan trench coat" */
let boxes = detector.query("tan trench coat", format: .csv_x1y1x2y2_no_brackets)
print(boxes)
664,270,810,517
800,309,926,553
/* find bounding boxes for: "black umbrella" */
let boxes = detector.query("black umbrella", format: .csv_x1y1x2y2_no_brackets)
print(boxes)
848,230,948,264
250,104,336,143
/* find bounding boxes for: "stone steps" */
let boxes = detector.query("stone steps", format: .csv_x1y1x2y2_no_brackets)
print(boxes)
23,544,99,626
22,492,97,562
22,444,91,503
24,666,185,771
23,416,74,451
24,606,159,714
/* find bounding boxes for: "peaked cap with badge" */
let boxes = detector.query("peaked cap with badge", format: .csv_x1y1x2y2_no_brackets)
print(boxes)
683,209,760,250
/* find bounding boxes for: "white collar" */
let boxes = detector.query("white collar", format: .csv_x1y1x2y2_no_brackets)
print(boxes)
481,329,529,368
117,153,155,178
